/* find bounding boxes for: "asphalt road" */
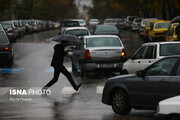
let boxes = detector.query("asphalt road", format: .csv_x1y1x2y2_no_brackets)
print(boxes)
0,29,154,120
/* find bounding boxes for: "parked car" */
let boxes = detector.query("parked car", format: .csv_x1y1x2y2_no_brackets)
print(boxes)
93,25,121,38
59,20,80,35
124,16,138,29
88,19,99,29
70,35,126,77
122,42,180,74
21,20,33,34
1,22,18,42
0,30,14,66
165,22,179,41
154,95,180,120
131,18,142,31
102,55,180,115
143,20,164,42
139,18,158,38
63,27,90,38
148,21,170,42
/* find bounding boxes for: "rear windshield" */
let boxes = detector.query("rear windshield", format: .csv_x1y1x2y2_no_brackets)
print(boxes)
86,37,122,47
155,22,170,29
0,31,8,43
95,25,119,32
160,43,180,56
61,21,79,27
104,19,117,24
65,29,89,36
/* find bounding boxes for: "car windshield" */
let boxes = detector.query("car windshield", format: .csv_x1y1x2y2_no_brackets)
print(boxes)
86,37,122,47
65,29,89,36
90,19,98,22
0,31,8,43
135,18,142,22
1,23,11,29
160,43,180,56
61,21,79,27
104,19,117,23
95,25,118,32
155,22,170,29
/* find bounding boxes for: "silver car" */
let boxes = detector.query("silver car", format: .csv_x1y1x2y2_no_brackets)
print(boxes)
71,35,126,77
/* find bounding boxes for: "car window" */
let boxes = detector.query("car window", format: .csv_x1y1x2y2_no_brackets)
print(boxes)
0,31,8,43
86,37,121,47
175,64,180,76
65,29,89,36
155,22,170,29
133,46,147,59
145,58,178,76
143,45,156,59
160,43,180,56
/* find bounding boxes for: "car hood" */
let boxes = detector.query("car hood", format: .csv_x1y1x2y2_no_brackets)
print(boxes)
107,74,136,83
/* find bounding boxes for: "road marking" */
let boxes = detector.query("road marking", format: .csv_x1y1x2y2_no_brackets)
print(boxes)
96,86,104,94
0,68,24,73
0,87,14,95
45,67,72,73
61,87,78,94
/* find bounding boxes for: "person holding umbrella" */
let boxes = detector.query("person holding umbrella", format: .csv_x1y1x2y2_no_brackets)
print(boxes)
42,34,82,91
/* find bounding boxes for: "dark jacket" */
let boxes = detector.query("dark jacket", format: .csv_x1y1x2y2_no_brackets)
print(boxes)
51,44,67,67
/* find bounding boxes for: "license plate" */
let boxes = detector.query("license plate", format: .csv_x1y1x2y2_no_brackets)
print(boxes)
98,64,114,68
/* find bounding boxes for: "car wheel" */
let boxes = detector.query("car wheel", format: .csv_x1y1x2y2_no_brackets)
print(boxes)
111,89,131,115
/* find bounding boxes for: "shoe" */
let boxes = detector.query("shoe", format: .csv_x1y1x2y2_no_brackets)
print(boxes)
75,83,81,91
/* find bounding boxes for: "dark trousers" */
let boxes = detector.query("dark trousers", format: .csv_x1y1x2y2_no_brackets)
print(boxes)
44,65,77,89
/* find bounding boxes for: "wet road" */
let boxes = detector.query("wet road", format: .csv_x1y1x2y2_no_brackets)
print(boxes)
0,30,154,120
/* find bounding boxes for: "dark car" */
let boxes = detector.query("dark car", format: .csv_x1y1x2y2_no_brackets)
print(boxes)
102,55,180,115
0,30,13,65
93,25,121,38
59,20,80,35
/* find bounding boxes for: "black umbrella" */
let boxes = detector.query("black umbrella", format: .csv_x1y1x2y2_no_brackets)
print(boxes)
171,16,180,23
52,34,83,45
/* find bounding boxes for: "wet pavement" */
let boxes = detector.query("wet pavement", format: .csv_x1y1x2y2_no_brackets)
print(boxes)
0,30,154,120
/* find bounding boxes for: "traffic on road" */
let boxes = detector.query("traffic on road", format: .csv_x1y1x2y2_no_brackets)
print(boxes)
0,0,180,120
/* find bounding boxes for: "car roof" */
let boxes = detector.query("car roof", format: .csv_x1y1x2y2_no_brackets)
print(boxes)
83,35,120,39
142,41,180,46
65,27,88,30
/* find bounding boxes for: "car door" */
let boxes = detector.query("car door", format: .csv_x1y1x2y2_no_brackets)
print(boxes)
141,57,179,107
168,60,180,97
139,44,157,70
127,45,147,73
130,57,178,108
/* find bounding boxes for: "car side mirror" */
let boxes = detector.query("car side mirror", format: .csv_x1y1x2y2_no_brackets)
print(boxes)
136,70,145,77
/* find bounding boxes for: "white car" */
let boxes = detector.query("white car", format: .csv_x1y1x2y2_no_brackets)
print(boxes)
154,96,180,120
131,18,142,31
74,19,87,27
63,27,91,38
122,42,180,74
